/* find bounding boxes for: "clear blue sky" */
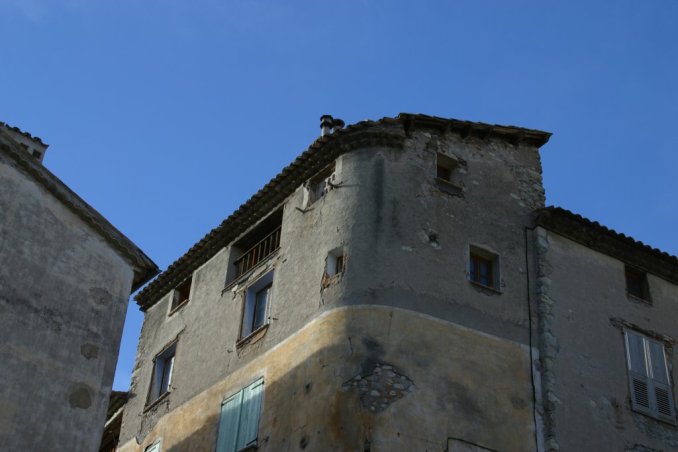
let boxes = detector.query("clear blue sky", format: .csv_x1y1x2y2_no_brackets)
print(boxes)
2,1,676,391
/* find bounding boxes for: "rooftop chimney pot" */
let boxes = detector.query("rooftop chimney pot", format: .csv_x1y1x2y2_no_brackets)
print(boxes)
320,115,334,137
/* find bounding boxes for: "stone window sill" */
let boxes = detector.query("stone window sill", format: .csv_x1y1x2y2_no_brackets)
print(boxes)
469,280,502,295
236,324,269,348
143,391,170,413
168,299,189,316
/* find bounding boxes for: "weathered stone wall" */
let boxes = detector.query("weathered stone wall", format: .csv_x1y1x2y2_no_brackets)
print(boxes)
120,125,546,450
0,152,135,450
118,307,535,452
535,228,678,451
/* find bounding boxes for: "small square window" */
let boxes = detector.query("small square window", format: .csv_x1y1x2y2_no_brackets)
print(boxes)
624,329,675,422
306,163,336,205
170,277,192,313
241,272,273,339
436,153,458,184
326,248,345,277
625,266,651,302
469,246,499,290
148,342,177,404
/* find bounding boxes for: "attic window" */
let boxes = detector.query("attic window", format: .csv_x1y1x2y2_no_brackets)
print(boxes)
625,266,651,303
436,153,458,183
32,150,41,159
307,163,336,205
170,277,192,313
231,210,283,281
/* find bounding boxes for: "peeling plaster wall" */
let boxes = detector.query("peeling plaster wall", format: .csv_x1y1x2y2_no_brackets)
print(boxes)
120,126,546,450
118,307,536,452
535,229,678,451
0,152,135,450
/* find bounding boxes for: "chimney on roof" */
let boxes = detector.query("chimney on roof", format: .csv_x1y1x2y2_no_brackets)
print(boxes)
320,115,333,137
0,122,49,164
320,115,345,137
332,118,344,133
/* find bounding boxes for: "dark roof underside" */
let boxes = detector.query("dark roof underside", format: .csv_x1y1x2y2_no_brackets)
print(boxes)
135,113,551,309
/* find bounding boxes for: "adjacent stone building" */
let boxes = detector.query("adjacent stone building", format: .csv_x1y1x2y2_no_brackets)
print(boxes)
117,114,678,451
0,124,158,451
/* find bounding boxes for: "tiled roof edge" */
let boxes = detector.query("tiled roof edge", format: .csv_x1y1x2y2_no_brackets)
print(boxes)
535,206,678,284
0,132,159,292
0,121,48,146
135,114,552,309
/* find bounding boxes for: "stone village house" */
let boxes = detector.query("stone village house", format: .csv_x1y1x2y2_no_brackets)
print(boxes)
0,123,158,451
113,114,678,451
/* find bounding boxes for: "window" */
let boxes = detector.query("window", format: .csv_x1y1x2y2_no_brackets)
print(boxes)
148,342,176,404
216,378,264,452
231,210,282,281
625,265,651,302
436,153,459,183
307,163,336,205
624,329,675,422
326,247,345,277
240,272,273,339
145,442,161,452
170,277,192,312
469,246,499,289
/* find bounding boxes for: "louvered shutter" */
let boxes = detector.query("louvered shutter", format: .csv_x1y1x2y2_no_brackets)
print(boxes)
647,339,675,420
216,391,244,452
237,378,264,450
625,331,653,414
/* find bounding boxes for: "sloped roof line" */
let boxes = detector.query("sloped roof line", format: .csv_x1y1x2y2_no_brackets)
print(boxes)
134,113,551,309
0,130,158,291
536,206,678,284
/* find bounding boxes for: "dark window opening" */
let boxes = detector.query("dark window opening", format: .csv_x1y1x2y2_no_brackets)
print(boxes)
232,210,283,279
171,277,192,312
626,266,651,302
469,246,499,289
308,163,336,204
32,150,42,159
436,153,458,183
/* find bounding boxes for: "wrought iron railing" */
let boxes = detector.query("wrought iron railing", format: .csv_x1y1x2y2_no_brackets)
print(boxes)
234,226,281,277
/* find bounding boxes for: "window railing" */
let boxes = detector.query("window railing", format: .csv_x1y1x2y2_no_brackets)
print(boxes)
234,226,281,278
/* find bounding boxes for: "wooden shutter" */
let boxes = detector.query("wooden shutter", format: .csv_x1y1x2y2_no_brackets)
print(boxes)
647,339,675,420
216,391,244,452
625,330,676,422
237,378,264,450
625,331,653,414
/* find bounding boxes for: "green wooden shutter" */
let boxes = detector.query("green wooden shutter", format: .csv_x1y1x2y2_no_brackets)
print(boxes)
237,378,264,450
216,391,244,452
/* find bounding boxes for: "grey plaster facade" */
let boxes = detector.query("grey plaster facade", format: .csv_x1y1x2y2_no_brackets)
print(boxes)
118,114,678,452
0,128,157,451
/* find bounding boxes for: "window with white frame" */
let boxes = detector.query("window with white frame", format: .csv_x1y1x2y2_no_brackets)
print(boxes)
216,378,264,452
624,329,675,422
145,442,161,452
148,341,176,404
240,272,273,339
